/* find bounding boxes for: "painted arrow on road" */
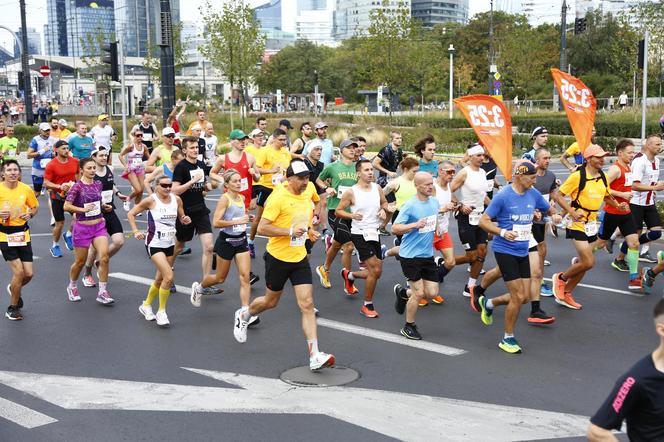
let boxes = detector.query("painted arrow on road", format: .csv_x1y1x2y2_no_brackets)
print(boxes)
0,368,589,440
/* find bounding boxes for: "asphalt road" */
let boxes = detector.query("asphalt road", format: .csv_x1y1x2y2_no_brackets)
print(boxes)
0,167,658,441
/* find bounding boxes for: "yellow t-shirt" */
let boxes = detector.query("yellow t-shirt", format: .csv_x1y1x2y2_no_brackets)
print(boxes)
0,182,39,242
51,127,62,139
186,120,209,136
559,170,610,231
263,186,313,263
244,144,260,159
59,128,71,140
280,181,320,205
255,145,292,189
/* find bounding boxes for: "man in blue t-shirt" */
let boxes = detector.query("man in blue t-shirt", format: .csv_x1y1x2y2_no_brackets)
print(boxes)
67,122,94,159
477,161,559,355
392,172,441,341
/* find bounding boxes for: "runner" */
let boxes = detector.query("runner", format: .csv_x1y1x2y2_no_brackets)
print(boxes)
476,161,556,354
27,122,57,198
131,112,159,153
334,159,388,317
382,157,419,259
119,130,149,211
145,127,179,173
522,126,548,162
63,158,113,305
185,109,209,136
0,126,18,162
89,114,116,162
392,172,441,340
561,127,597,172
67,122,94,160
254,117,268,145
202,122,218,169
267,119,293,148
414,134,438,177
56,119,71,139
314,139,358,291
43,140,78,257
352,136,367,161
290,121,313,159
48,117,60,138
144,149,183,191
232,160,334,371
128,175,191,327
0,160,38,320
166,98,187,146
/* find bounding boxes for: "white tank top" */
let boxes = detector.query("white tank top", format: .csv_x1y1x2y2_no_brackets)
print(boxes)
460,166,488,211
434,182,452,234
146,194,178,248
350,182,381,234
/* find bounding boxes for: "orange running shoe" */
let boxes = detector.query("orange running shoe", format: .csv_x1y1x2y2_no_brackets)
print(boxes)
555,291,582,310
431,295,445,304
551,272,567,302
360,304,379,318
418,298,429,307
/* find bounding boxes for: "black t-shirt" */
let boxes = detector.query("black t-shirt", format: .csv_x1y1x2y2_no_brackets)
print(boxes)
304,157,324,194
172,158,209,213
591,355,664,442
376,144,404,187
481,157,499,199
93,165,116,209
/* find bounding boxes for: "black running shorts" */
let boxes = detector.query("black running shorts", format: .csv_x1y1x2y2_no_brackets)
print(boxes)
457,213,488,251
350,233,382,262
495,252,530,282
264,252,312,292
599,212,637,240
629,204,661,230
399,257,438,282
176,208,212,242
0,242,33,262
214,231,249,260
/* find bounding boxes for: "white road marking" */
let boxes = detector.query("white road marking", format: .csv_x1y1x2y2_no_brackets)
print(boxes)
0,369,590,441
0,396,58,428
543,277,645,297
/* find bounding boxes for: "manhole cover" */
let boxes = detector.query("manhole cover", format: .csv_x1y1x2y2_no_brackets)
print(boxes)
280,365,359,387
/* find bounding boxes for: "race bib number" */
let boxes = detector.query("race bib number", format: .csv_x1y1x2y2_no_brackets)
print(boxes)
157,228,176,240
584,220,599,236
40,158,51,168
272,173,283,186
190,168,204,183
6,149,16,157
624,172,633,186
232,218,246,234
196,154,203,162
486,179,495,192
469,209,482,226
85,201,101,217
512,223,533,241
239,178,249,192
418,215,437,233
6,232,26,247
337,185,351,199
290,234,306,247
101,190,114,204
143,133,153,141
436,213,449,234
130,157,143,168
362,229,379,242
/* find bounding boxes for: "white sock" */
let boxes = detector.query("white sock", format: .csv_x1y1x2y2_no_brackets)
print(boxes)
468,277,477,287
240,305,250,321
486,298,494,309
52,241,58,247
504,332,514,339
641,244,650,254
307,339,319,355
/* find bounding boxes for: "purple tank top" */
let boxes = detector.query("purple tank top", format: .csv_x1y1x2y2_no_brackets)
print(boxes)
65,180,104,221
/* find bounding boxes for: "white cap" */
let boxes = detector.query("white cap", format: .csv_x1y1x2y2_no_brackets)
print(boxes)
39,122,51,131
249,128,263,138
306,139,324,150
162,127,175,136
190,124,202,131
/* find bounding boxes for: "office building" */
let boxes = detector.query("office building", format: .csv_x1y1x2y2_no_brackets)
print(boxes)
114,0,181,58
495,0,648,26
411,0,469,27
255,0,335,46
45,0,115,57
333,0,412,41
15,27,42,56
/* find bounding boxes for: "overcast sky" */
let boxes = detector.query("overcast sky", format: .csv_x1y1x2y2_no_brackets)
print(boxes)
0,0,492,53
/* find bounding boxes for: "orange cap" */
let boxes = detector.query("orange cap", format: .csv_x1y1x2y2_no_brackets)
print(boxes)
583,144,608,159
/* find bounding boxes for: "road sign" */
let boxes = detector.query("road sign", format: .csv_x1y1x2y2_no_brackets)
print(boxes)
493,72,501,80
39,65,51,77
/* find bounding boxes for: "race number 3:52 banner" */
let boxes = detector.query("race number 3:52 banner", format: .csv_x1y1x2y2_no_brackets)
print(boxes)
551,68,596,153
454,95,513,180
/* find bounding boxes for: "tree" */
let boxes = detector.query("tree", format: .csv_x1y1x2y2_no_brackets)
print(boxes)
200,0,265,129
142,22,188,85
79,29,114,77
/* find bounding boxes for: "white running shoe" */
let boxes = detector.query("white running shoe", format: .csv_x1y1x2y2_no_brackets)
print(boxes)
190,282,202,307
233,308,249,343
139,304,156,321
309,351,335,371
67,286,81,302
156,310,170,327
123,200,131,211
82,275,96,287
96,290,114,305
543,259,551,266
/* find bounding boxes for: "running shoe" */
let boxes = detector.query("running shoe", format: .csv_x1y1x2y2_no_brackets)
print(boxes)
393,283,408,314
551,272,566,301
316,265,331,289
643,267,655,294
543,259,551,266
604,238,615,254
324,234,333,252
639,251,657,263
50,244,62,258
340,269,357,296
248,315,260,327
431,295,444,304
469,285,480,313
571,257,579,265
658,251,664,264
67,286,81,302
5,305,22,321
248,243,255,259
63,232,74,251
528,309,556,325
611,259,629,272
180,247,192,256
360,304,379,318
555,292,582,310
139,304,156,321
5,284,22,309
540,282,553,297
434,256,445,267
249,272,260,285
155,310,170,327
379,227,390,236
380,244,387,260
393,236,401,247
201,286,224,295
628,274,643,291
49,216,55,227
400,323,422,340
462,284,471,298
233,308,249,343
418,298,428,307
96,290,114,305
314,307,320,317
190,282,202,307
82,275,96,288
309,352,335,370
170,283,177,294
123,200,131,211
498,337,522,354
479,296,493,326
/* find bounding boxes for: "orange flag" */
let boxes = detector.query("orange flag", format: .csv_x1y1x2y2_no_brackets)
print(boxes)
454,94,513,180
551,68,596,153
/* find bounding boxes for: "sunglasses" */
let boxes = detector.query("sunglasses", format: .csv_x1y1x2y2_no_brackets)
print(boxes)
159,183,172,189
135,134,144,138
443,169,456,175
164,134,175,138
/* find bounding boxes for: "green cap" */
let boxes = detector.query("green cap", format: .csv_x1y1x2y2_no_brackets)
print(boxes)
229,129,249,140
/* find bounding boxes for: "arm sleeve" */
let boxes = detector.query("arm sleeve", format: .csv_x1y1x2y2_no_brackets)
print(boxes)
590,375,641,432
558,172,580,197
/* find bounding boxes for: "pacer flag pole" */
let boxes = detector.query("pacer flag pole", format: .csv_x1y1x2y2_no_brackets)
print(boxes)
551,68,596,153
454,94,513,180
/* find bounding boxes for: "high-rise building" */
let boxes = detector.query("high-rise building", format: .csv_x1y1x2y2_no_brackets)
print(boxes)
333,0,412,41
495,0,647,25
255,0,335,47
45,0,115,57
15,27,42,56
114,0,181,58
411,0,469,27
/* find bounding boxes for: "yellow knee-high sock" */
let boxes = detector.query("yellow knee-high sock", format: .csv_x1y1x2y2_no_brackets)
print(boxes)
144,283,159,305
158,287,170,312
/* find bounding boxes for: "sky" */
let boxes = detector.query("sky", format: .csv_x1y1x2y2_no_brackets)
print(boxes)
0,0,492,53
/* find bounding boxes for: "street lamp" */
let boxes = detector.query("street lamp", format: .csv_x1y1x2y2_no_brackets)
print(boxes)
448,44,455,120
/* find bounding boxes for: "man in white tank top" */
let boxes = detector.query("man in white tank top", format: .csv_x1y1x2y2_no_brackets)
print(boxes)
449,143,490,298
335,159,389,318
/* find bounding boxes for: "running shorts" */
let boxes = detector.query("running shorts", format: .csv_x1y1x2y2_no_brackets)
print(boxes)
31,175,44,193
264,251,312,292
176,208,212,242
531,223,546,244
255,185,273,207
495,252,530,282
457,213,488,251
629,204,661,230
566,228,597,243
599,212,637,240
350,233,382,262
0,242,33,262
399,257,438,282
103,210,124,236
72,220,107,249
433,232,453,251
214,231,249,260
328,210,352,244
52,198,66,222
146,245,174,257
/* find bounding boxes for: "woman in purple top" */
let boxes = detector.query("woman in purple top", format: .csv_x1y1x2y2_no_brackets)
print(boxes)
63,158,113,305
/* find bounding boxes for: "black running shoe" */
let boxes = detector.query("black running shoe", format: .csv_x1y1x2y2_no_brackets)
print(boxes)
17,297,23,309
604,238,615,254
393,284,408,315
5,305,22,321
248,315,260,328
379,227,391,236
639,251,657,263
611,259,629,272
180,247,192,256
249,272,260,285
400,323,422,340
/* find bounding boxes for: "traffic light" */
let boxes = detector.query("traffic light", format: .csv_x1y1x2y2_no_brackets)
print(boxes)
17,71,24,91
570,66,579,77
574,17,587,35
37,76,44,91
637,39,645,69
102,41,119,82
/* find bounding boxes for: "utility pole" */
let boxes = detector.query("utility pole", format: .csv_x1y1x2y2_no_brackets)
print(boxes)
641,30,648,143
19,0,33,125
145,0,151,103
553,0,567,111
158,0,176,126
488,0,495,94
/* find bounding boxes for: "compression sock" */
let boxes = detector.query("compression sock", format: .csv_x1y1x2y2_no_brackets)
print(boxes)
307,339,319,355
158,287,170,311
626,249,639,279
144,283,159,305
620,242,628,255
642,232,661,243
531,300,540,313
247,238,254,245
98,282,107,293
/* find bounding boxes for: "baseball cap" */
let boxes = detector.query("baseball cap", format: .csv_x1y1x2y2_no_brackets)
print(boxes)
98,114,109,121
249,128,263,138
339,139,358,150
38,122,51,131
190,124,202,131
279,119,293,129
514,161,537,176
54,140,69,148
229,129,249,140
58,119,67,126
91,146,108,156
162,127,176,136
286,160,311,178
314,122,328,130
531,126,548,139
583,144,609,159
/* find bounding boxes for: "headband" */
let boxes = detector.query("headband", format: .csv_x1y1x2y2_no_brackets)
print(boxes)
467,145,485,156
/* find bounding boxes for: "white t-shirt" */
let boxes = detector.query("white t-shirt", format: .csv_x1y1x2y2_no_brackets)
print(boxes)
630,154,660,206
202,135,218,164
434,182,452,234
89,124,115,148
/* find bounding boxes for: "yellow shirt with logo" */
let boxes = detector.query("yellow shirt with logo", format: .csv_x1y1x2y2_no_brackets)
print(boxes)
262,187,313,263
255,145,292,189
559,169,610,232
0,182,39,242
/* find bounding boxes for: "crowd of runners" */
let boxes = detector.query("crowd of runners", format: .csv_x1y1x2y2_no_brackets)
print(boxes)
0,110,663,372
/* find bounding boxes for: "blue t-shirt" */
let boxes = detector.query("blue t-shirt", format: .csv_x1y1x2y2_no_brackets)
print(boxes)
418,159,438,177
68,135,94,159
394,196,439,259
303,138,335,166
485,185,550,257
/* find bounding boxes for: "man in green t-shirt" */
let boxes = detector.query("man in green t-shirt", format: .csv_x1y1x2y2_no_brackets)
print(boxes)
0,126,19,162
314,139,358,291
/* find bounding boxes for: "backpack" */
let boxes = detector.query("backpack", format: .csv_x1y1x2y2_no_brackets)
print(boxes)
571,165,607,212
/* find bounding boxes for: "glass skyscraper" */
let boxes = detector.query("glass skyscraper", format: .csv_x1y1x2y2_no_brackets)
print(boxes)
45,0,116,56
114,0,181,58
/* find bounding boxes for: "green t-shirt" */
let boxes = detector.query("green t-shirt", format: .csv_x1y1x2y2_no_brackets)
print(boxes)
0,137,19,160
318,161,358,210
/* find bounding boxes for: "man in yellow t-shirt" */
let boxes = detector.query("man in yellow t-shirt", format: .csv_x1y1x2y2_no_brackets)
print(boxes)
185,109,209,136
57,119,71,139
233,160,335,372
552,145,614,311
560,127,597,172
0,159,39,320
0,126,19,161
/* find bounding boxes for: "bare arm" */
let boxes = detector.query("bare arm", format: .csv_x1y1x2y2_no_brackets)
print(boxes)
258,216,293,238
334,189,357,220
171,177,197,196
143,168,164,195
118,144,132,168
586,424,619,442
560,152,575,171
372,156,393,176
145,146,162,170
127,197,155,235
478,213,517,240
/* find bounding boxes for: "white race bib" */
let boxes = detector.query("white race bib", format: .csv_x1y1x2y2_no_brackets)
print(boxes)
40,158,51,168
271,173,283,186
6,150,16,157
469,209,482,226
143,133,153,141
436,213,449,234
289,234,306,247
6,232,26,247
418,214,437,233
337,185,351,199
84,201,101,217
239,178,249,192
512,223,533,241
101,190,114,204
584,220,599,236
130,157,143,168
196,154,203,162
232,218,246,233
486,179,495,192
362,229,379,242
190,168,204,183
624,172,633,186
157,227,176,240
